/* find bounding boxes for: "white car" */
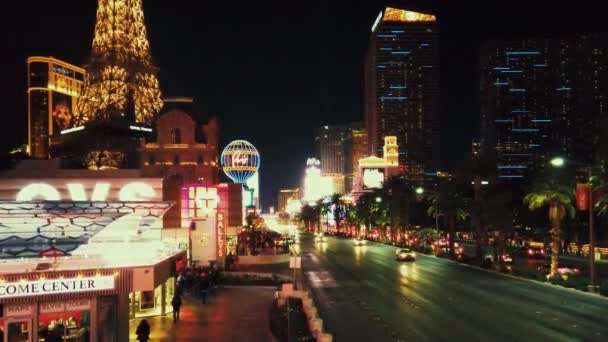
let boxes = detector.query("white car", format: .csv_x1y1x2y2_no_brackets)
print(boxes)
395,248,416,261
314,233,327,243
353,237,366,246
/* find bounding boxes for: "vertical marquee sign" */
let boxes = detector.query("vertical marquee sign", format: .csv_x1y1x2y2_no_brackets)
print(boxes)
216,212,225,259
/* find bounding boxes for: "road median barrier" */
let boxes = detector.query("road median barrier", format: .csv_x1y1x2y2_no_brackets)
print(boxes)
274,283,333,342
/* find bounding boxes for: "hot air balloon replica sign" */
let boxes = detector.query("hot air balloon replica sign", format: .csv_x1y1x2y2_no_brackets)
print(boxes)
220,140,261,210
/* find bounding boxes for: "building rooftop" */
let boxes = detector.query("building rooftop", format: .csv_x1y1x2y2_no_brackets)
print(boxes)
0,200,181,274
383,8,436,23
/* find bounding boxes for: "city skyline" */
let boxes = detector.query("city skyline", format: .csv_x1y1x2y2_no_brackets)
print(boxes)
1,1,608,340
2,0,606,208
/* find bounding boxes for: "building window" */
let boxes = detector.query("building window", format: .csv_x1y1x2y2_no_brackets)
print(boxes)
171,128,182,144
174,155,180,165
197,155,203,164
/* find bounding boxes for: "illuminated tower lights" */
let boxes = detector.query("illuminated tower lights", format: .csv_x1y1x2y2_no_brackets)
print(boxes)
75,0,163,126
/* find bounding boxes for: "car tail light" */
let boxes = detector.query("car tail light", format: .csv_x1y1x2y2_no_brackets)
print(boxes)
528,249,533,255
541,250,544,254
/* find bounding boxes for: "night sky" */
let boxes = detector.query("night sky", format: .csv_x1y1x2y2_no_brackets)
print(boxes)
1,0,605,209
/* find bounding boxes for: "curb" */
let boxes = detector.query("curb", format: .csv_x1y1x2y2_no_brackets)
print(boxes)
220,285,280,289
415,252,608,301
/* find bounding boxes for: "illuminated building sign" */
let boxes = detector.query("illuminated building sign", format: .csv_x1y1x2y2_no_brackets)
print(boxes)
9,180,160,202
217,212,225,258
383,7,436,23
181,184,220,227
0,275,115,299
220,140,261,184
362,168,385,189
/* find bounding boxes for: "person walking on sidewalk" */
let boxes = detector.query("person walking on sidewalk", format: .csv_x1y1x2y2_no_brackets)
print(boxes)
171,294,182,322
136,319,150,342
200,273,210,304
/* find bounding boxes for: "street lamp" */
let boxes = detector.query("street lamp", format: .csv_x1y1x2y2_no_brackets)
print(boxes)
550,157,598,293
375,196,382,203
415,187,424,195
550,157,565,168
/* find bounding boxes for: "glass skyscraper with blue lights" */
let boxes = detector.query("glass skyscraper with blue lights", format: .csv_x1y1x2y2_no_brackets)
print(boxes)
480,35,608,180
364,7,439,174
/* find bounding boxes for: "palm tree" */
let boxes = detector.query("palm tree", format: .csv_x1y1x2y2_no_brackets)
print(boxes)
383,176,416,241
591,160,608,215
330,193,345,231
345,204,362,235
427,183,469,258
318,198,332,233
524,175,575,278
483,186,517,263
355,192,377,237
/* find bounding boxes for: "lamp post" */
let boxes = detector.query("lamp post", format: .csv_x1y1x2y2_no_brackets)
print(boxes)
550,157,597,293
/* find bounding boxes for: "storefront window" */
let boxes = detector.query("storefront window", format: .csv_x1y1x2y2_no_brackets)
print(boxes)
6,320,30,342
130,283,172,318
164,278,175,314
38,300,91,342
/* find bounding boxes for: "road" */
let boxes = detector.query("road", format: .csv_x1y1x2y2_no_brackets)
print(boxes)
299,233,608,341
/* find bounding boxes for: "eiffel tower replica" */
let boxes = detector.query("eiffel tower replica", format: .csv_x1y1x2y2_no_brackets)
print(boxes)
52,0,163,169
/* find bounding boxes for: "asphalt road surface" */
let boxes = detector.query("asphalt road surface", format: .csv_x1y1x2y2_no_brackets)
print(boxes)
299,234,608,342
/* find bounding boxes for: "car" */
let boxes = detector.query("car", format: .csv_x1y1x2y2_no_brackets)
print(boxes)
537,263,580,277
353,237,366,246
526,247,545,259
396,248,416,261
314,233,327,243
434,245,464,257
484,251,513,266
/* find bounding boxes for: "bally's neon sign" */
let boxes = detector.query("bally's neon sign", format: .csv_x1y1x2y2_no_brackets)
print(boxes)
15,182,157,202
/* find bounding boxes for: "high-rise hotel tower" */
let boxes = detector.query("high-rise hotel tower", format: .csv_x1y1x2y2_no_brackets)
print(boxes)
365,7,439,174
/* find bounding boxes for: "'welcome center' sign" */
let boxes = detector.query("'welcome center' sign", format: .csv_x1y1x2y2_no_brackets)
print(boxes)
0,275,115,299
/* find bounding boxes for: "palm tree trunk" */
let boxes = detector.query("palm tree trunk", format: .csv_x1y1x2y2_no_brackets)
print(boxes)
473,178,483,261
550,220,560,278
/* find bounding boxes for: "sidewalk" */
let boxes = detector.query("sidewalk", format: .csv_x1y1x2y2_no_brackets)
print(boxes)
129,286,277,342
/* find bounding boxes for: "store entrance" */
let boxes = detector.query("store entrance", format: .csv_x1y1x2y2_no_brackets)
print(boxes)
6,319,31,342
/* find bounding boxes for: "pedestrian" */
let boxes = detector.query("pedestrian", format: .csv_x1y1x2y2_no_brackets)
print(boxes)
200,274,210,304
226,252,233,270
171,294,182,322
135,319,150,342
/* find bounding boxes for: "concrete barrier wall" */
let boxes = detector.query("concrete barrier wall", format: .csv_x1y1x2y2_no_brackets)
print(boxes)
277,284,333,341
237,253,290,265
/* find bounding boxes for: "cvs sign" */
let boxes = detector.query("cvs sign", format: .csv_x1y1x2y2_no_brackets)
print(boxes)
4,178,163,202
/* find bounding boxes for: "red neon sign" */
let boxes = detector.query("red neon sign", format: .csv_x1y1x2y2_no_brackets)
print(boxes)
181,184,220,227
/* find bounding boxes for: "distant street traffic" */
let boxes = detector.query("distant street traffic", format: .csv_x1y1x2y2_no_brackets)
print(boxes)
300,233,608,341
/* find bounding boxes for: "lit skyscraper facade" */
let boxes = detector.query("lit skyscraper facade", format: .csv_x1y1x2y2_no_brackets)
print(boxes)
27,57,84,159
365,7,439,174
317,125,347,175
480,34,608,180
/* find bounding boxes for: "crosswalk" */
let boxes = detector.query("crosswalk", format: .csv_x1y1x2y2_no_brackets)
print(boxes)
306,271,338,288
